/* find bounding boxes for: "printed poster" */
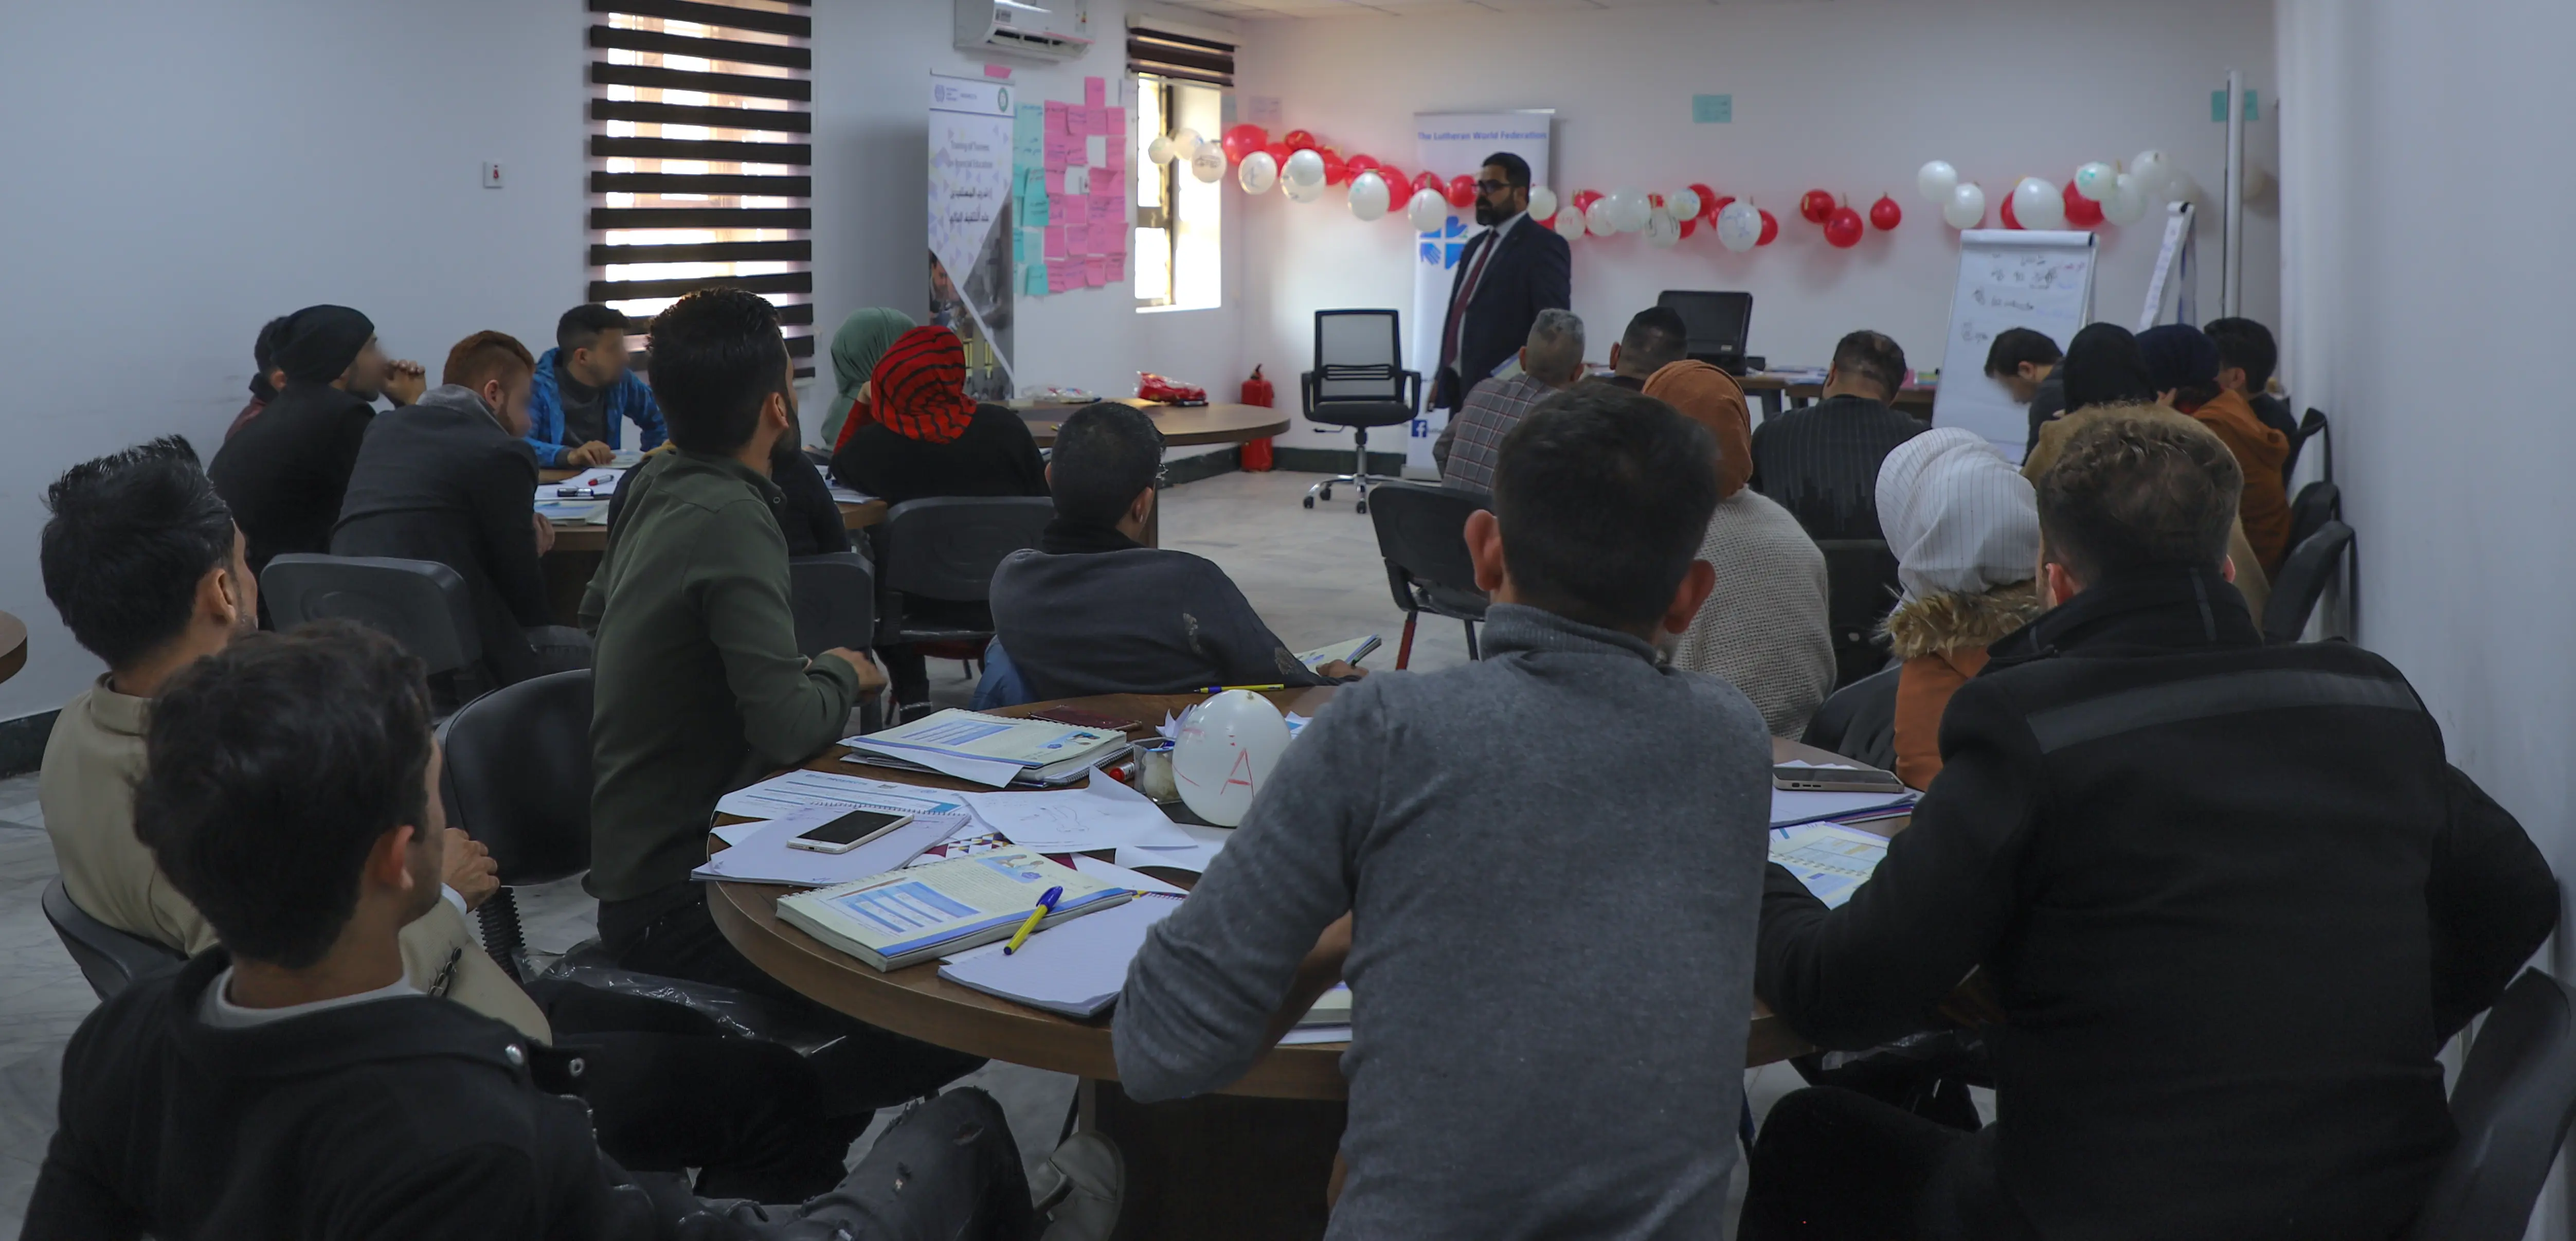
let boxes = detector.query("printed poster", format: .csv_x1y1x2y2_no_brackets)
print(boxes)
930,75,1016,401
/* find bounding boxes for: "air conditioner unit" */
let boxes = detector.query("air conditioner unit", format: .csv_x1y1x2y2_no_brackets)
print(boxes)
957,0,1092,62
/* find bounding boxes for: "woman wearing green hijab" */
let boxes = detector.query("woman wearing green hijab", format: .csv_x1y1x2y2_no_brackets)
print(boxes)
819,308,915,448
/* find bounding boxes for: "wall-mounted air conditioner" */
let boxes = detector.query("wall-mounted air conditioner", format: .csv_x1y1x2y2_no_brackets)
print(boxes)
957,0,1092,62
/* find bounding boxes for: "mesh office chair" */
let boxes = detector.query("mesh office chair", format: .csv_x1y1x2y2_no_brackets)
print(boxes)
2283,407,2332,484
2407,968,2576,1241
2261,519,2355,644
870,496,1054,650
1368,482,1490,667
2287,480,2342,552
42,878,184,1001
263,554,484,709
1301,309,1421,516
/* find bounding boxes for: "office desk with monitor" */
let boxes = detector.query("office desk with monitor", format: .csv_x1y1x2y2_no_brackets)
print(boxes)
702,687,1905,1240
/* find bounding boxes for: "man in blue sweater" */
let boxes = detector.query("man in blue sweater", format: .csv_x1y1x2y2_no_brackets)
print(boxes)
1115,384,1775,1239
526,303,666,468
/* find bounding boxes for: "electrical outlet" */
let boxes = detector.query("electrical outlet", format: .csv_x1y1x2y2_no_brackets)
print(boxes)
481,162,505,189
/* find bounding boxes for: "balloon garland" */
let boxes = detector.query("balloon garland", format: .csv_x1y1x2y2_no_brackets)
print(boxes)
1186,122,2202,252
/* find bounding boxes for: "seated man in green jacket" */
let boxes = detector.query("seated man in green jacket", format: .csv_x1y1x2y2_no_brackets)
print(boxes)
581,287,982,1108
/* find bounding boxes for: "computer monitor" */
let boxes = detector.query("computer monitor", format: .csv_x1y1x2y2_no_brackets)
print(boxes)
1656,291,1754,373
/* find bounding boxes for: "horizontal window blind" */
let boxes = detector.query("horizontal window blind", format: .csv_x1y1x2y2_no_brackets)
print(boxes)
588,0,814,374
1126,26,1234,89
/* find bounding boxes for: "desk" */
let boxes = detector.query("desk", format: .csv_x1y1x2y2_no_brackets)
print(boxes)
707,689,1877,1237
531,463,887,624
1740,374,1939,422
1012,400,1289,449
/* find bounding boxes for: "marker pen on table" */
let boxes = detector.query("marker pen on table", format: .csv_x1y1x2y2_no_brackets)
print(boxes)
1002,885,1064,956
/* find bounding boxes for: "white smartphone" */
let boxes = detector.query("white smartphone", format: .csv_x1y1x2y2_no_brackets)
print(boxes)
784,807,917,854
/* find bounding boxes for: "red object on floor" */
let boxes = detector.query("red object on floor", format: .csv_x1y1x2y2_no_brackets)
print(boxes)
1239,366,1276,471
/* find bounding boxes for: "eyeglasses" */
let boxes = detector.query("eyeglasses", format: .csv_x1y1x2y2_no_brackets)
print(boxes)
1474,179,1515,194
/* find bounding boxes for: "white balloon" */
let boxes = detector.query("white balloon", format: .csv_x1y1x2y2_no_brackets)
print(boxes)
1236,150,1278,195
1716,200,1762,252
1406,187,1448,232
1168,128,1204,162
1553,206,1588,241
1609,187,1650,232
2101,172,2148,224
1583,197,1619,237
2164,173,2201,205
1283,174,1324,204
1917,159,1960,206
1172,691,1293,827
2240,163,2275,203
2012,176,2066,230
1942,182,1987,229
1282,147,1326,188
2072,161,2116,202
1188,146,1224,184
1147,134,1177,166
1666,187,1701,223
1645,207,1681,249
2131,149,2175,197
1346,171,1390,221
1526,185,1559,223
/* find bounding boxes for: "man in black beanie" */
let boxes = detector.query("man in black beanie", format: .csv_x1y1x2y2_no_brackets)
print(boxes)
209,304,426,579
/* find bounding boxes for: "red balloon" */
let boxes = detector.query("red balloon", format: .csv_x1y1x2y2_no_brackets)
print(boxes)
1825,206,1865,248
1572,189,1605,212
1869,195,1903,231
1678,215,1698,239
1220,124,1268,164
2061,179,2104,228
1710,194,1737,218
1799,189,1836,225
1321,149,1349,186
1757,209,1780,246
1413,171,1444,196
1687,183,1721,223
1264,141,1293,167
1999,192,2023,230
1346,153,1379,174
1374,164,1407,202
1283,129,1318,151
1446,174,1478,210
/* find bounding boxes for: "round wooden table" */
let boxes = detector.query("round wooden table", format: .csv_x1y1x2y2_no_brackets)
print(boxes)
0,610,27,684
1013,400,1290,449
704,689,1883,1237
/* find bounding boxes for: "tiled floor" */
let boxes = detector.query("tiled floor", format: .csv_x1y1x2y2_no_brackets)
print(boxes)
0,470,1818,1233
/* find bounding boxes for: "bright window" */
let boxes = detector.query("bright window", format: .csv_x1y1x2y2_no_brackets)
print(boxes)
1133,76,1222,312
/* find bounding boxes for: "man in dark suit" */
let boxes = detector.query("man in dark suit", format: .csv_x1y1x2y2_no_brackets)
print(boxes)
1431,151,1572,412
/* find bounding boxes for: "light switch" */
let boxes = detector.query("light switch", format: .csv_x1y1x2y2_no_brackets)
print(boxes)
482,162,505,189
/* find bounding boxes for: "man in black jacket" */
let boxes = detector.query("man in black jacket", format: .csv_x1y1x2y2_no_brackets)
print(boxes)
208,304,426,579
334,330,590,685
1740,411,2557,1241
23,622,1040,1240
1430,151,1572,412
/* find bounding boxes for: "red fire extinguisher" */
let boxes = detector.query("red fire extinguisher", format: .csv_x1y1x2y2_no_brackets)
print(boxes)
1239,366,1276,472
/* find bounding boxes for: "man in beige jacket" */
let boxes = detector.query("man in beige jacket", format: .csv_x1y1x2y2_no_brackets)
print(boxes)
37,437,545,1038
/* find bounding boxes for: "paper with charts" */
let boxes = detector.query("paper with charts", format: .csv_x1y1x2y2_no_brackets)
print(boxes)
1769,822,1890,909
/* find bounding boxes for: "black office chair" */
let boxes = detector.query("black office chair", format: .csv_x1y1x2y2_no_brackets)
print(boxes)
1814,539,1902,689
1800,663,1901,775
437,669,596,981
41,877,185,1001
1301,309,1421,515
869,496,1054,653
790,551,884,734
2261,519,2355,644
2287,479,2342,553
2283,407,2332,484
1368,481,1490,668
263,554,484,709
2408,968,2576,1241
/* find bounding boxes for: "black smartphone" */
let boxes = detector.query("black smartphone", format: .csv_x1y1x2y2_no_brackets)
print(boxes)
784,807,916,854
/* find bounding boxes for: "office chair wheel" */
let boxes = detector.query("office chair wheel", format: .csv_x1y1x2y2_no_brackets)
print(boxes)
1302,495,1315,509
1319,484,1336,501
1356,500,1368,515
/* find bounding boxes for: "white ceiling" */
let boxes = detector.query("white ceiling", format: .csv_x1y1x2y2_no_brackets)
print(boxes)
1160,0,1823,18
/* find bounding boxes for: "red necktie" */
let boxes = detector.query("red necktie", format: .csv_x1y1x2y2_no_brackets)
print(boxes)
1441,231,1498,373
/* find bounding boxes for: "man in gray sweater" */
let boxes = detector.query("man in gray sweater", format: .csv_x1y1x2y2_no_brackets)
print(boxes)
990,402,1363,698
1115,385,1775,1238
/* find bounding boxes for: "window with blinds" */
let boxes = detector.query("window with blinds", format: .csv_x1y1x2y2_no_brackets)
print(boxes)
587,0,814,376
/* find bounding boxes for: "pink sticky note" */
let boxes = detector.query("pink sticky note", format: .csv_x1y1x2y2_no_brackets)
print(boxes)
1044,133,1078,170
1091,195,1122,227
1085,255,1108,287
1106,251,1128,283
984,63,1012,79
1050,193,1074,224
1043,226,1068,259
1070,105,1095,136
1050,261,1077,294
1103,107,1125,139
1084,76,1106,109
1044,100,1067,134
1064,223,1091,254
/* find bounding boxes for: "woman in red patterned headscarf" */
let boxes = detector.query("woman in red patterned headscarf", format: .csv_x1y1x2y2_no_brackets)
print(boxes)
824,323,1047,721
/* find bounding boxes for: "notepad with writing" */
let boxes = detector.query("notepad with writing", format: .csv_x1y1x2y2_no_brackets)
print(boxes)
776,850,1131,972
935,892,1183,1018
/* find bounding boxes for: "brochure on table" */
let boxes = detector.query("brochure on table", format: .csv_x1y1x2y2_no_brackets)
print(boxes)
779,850,1131,971
1769,822,1891,908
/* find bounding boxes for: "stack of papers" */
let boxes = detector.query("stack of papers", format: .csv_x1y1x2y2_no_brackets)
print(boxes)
694,805,958,887
827,484,875,505
778,850,1131,971
715,770,972,822
936,892,1183,1018
1294,635,1380,670
536,467,625,503
1769,821,1890,908
842,710,1130,787
960,778,1177,852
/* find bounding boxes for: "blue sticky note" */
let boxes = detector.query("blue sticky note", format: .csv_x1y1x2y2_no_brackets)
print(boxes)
2212,88,2259,121
1692,94,1732,123
1013,228,1026,264
1014,103,1046,163
1023,263,1048,296
1024,187,1050,227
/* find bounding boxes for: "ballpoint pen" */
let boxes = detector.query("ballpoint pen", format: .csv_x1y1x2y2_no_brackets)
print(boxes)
1002,885,1064,956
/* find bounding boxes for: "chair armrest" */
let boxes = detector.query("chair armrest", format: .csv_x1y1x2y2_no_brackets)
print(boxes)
1399,369,1423,415
1299,371,1317,417
1382,560,1419,617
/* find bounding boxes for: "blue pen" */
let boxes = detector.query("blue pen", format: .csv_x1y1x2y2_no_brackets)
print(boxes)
1002,885,1064,956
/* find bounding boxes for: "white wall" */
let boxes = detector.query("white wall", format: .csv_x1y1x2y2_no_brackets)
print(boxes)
2277,4,2576,1230
0,0,1250,724
1233,0,2278,452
